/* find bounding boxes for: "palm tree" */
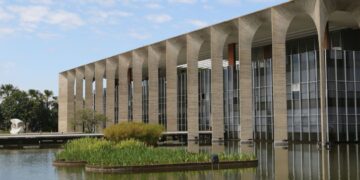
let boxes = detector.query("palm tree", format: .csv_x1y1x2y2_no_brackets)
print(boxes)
0,84,18,98
43,90,53,108
28,89,42,100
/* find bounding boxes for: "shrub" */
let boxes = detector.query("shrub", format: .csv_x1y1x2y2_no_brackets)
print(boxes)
104,122,164,145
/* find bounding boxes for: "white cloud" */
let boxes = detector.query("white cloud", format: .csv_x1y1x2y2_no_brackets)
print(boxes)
29,0,53,5
146,14,172,23
8,6,84,30
128,31,151,40
217,0,242,5
78,0,116,6
0,27,15,37
145,3,162,9
37,32,61,39
0,8,13,21
89,10,132,25
46,11,84,28
9,6,49,25
168,0,197,4
188,19,208,28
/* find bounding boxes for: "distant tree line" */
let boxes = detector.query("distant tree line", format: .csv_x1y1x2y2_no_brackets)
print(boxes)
0,84,58,132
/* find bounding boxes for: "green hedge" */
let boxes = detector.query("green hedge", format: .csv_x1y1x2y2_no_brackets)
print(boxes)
104,122,164,145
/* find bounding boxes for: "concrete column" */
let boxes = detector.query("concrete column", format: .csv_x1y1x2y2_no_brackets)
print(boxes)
166,40,180,132
118,56,129,122
211,142,225,154
148,46,160,125
85,64,94,110
274,147,289,179
106,59,117,127
210,27,225,141
187,34,203,140
75,68,84,132
132,51,145,122
271,8,292,144
187,141,200,153
58,71,75,132
238,16,263,143
95,62,105,132
314,0,330,145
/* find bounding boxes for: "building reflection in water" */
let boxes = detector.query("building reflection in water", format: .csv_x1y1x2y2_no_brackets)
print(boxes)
56,142,360,180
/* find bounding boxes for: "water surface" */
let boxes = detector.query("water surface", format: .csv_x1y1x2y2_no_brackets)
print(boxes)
0,142,359,180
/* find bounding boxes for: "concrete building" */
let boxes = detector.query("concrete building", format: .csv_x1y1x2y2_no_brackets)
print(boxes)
59,0,360,144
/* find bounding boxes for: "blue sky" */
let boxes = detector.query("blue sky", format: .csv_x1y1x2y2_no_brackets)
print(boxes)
0,0,287,95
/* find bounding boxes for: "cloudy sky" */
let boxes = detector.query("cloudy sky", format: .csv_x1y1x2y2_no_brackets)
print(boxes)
0,0,287,95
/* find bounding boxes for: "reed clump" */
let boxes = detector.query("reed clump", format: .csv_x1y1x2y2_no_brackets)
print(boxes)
55,138,256,166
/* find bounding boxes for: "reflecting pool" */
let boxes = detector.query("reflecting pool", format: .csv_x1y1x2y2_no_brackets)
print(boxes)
0,142,359,180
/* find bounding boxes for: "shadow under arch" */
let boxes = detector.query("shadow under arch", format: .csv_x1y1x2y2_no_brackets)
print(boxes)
322,10,360,143
285,13,320,143
221,23,240,140
251,20,273,141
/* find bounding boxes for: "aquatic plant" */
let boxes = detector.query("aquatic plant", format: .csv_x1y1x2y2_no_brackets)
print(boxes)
104,122,164,145
55,138,256,166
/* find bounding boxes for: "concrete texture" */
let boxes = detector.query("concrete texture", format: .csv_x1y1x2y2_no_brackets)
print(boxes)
118,55,130,122
166,39,183,132
58,0,360,143
186,34,203,141
106,58,117,127
75,67,84,132
210,27,226,141
148,46,160,125
132,50,146,122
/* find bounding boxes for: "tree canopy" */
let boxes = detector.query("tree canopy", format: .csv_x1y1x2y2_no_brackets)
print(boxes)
72,109,108,133
0,84,58,132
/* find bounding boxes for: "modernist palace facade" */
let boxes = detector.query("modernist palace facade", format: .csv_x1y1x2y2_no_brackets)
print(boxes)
59,0,360,144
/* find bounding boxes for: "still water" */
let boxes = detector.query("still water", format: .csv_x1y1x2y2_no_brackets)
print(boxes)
0,142,359,180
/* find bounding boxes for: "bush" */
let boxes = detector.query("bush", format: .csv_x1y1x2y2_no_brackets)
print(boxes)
104,122,164,145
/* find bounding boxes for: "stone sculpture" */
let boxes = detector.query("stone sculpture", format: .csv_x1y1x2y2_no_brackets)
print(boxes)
10,119,25,135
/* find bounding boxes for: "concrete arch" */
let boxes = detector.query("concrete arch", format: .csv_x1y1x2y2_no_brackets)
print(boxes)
75,67,85,132
186,31,207,140
238,9,271,143
105,57,118,127
271,4,317,144
118,54,131,122
148,44,164,125
131,49,147,122
210,23,237,141
165,37,186,132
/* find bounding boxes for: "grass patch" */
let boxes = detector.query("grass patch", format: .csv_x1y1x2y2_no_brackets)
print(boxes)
55,138,256,166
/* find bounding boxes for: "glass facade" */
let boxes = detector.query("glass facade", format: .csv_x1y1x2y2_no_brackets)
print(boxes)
128,80,133,121
142,79,149,123
69,27,360,143
223,64,240,139
198,68,211,131
159,72,167,128
326,29,360,142
286,36,320,142
114,79,119,124
252,46,273,140
326,50,360,142
177,69,187,131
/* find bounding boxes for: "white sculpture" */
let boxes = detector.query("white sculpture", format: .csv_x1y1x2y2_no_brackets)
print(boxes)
10,119,25,135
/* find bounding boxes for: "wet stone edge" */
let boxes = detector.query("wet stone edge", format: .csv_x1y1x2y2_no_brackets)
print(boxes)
53,160,87,167
84,160,258,173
